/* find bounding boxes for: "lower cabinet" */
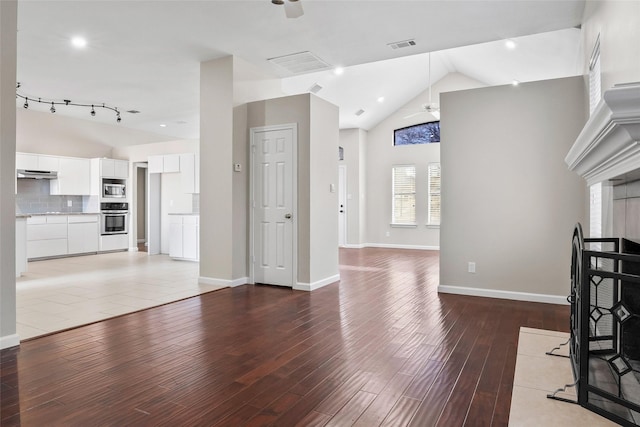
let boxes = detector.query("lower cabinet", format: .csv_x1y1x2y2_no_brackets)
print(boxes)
27,215,68,259
68,215,99,254
169,214,199,261
100,234,129,252
27,214,100,259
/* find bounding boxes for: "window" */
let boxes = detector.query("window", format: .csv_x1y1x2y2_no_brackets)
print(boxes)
394,121,440,146
427,163,441,226
392,165,416,225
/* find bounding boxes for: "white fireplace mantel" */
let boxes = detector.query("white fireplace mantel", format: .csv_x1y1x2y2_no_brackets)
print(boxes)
565,83,640,186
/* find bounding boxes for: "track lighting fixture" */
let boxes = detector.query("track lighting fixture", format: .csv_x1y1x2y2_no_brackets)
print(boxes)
15,83,123,123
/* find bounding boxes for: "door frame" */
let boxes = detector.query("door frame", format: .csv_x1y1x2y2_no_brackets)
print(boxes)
338,164,347,247
249,123,298,287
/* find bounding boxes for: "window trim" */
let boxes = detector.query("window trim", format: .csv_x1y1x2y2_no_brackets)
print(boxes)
391,164,417,226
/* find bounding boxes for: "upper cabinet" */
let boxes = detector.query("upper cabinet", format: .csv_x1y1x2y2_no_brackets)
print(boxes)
99,158,128,178
149,153,199,193
16,153,59,171
50,157,91,195
180,153,200,194
148,154,180,174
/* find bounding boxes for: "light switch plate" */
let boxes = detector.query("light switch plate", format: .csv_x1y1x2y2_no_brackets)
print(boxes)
234,163,242,172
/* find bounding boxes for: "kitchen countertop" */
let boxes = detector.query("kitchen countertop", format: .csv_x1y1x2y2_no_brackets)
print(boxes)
16,214,30,219
168,213,200,215
19,212,101,216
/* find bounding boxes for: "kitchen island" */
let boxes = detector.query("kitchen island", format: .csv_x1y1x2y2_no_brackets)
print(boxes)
16,215,29,277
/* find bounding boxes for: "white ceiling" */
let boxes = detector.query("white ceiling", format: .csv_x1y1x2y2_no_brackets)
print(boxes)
15,0,586,143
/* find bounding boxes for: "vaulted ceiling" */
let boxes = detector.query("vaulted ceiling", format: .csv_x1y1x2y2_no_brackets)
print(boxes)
15,0,586,142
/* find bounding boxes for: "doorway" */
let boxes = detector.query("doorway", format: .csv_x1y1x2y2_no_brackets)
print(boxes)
136,164,148,252
250,124,297,287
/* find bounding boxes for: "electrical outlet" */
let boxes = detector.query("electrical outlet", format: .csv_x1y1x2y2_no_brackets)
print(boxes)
385,231,390,237
468,262,476,273
67,200,72,207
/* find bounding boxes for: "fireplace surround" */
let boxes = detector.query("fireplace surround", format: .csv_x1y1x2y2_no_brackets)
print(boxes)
563,82,640,425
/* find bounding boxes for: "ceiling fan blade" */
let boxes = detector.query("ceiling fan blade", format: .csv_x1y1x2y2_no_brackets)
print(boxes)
403,111,427,119
284,1,304,19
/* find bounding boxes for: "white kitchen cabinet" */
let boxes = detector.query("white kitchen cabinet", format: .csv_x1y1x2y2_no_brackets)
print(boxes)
67,215,99,254
100,234,129,252
50,157,91,195
16,153,60,171
27,215,68,259
16,218,27,277
100,158,128,178
148,154,180,174
180,153,200,193
169,214,199,261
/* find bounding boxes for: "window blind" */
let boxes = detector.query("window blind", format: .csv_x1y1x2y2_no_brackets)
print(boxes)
392,165,416,224
427,163,441,225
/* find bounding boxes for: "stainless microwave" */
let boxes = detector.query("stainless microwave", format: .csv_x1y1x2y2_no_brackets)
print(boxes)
102,178,126,199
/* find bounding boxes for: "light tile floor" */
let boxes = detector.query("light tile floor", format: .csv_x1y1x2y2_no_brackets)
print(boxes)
509,327,618,426
16,252,226,340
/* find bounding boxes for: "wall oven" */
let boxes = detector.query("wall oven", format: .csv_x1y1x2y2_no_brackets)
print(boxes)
102,178,126,199
101,202,128,235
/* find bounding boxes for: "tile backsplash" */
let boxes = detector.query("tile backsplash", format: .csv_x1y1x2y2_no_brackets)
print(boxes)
16,179,84,214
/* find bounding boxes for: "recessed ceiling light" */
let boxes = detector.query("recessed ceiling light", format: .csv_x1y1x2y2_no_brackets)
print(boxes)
377,96,385,103
71,36,87,49
512,80,520,86
505,40,517,50
334,67,344,76
159,124,167,128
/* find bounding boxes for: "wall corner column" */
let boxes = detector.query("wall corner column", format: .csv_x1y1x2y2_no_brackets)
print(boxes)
0,0,19,349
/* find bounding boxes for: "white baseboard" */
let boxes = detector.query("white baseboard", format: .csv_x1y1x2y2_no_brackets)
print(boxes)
0,334,20,350
341,244,366,249
198,276,248,288
365,243,440,251
294,274,340,292
437,285,569,305
129,247,139,252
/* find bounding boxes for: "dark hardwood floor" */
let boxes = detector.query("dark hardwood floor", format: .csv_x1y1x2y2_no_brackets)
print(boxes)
1,248,569,426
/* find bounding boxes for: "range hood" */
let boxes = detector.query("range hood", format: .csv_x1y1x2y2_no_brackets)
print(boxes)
17,169,58,179
565,82,640,185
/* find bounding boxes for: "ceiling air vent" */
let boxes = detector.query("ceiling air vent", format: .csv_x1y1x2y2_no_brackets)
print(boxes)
388,39,416,50
355,109,365,116
126,110,141,114
268,51,332,74
309,83,323,94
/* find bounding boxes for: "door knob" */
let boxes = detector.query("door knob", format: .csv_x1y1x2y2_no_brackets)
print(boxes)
285,213,292,219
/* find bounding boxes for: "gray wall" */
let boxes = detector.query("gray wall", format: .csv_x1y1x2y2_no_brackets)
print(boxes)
440,76,587,300
365,73,485,249
247,94,339,286
1,0,18,348
339,128,367,246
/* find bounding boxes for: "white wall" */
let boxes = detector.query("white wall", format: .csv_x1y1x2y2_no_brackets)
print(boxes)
365,73,485,249
582,0,640,93
17,108,174,158
440,76,587,303
0,0,18,349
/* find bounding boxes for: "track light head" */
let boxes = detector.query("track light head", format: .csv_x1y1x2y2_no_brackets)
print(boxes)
23,98,29,109
116,113,121,123
50,102,56,113
91,105,96,116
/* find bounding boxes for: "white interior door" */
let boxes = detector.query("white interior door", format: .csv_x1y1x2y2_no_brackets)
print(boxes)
252,126,296,287
338,165,347,247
